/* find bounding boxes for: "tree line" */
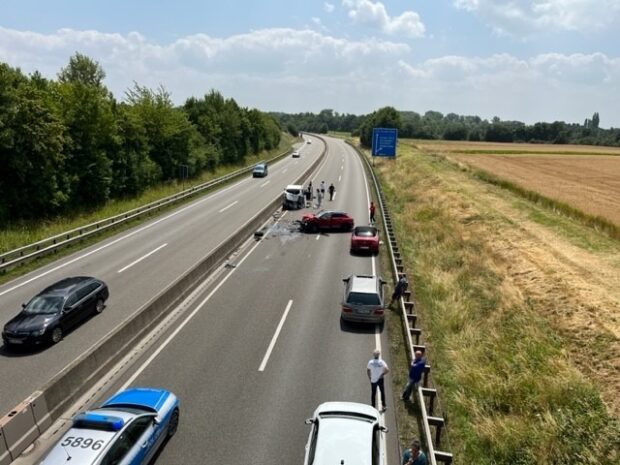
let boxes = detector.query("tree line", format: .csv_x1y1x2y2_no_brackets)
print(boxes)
0,54,281,222
275,107,620,148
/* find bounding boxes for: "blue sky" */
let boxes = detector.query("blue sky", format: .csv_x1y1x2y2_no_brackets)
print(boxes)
1,0,619,126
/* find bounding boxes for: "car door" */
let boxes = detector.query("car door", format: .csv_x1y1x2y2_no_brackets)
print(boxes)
74,283,98,324
61,292,81,330
331,213,344,230
319,212,332,229
99,416,154,465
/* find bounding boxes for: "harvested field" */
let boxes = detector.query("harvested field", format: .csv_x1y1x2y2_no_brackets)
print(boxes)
415,139,620,155
449,154,620,226
371,139,620,464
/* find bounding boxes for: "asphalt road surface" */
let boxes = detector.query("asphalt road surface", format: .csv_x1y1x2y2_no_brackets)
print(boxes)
0,137,320,414
95,136,401,465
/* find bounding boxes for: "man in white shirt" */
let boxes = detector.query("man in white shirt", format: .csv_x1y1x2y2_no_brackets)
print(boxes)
367,349,390,412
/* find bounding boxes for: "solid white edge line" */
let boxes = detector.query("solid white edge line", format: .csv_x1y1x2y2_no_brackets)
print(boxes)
258,299,294,372
219,200,239,213
117,243,168,273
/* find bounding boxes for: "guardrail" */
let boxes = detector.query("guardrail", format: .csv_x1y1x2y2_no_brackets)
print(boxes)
349,141,453,465
0,145,297,273
0,136,327,465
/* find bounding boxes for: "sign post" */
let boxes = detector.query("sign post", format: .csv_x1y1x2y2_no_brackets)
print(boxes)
371,128,398,163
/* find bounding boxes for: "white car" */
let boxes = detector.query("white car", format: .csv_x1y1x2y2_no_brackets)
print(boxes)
292,150,301,158
303,402,388,465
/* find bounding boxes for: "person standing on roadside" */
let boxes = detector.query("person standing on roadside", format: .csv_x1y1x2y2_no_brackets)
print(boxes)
402,439,427,465
369,201,376,223
367,349,390,412
391,275,409,306
401,350,426,401
328,183,335,201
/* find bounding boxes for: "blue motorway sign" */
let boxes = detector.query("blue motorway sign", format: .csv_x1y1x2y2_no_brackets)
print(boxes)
371,128,398,157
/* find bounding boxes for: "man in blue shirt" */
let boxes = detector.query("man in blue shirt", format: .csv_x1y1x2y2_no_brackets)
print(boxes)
401,350,425,401
402,439,427,465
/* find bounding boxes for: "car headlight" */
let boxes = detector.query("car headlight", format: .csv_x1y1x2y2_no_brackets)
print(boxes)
31,328,47,336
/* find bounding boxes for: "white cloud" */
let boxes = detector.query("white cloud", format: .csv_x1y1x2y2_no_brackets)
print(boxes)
342,0,425,38
398,52,620,125
324,2,335,13
454,0,620,36
0,26,618,126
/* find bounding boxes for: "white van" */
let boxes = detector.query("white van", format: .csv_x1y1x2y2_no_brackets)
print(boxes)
283,184,305,209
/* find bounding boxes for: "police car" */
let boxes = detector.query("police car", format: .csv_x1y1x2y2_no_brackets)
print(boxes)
40,387,179,465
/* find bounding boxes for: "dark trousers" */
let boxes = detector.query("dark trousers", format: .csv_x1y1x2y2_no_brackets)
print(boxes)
370,378,386,408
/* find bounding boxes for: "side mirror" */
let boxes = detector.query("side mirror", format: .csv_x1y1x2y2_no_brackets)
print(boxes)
153,417,160,425
380,426,389,433
21,303,26,309
342,278,350,283
380,279,387,286
304,418,315,425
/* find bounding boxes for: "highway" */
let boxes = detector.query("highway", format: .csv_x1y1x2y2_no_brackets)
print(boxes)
9,135,401,465
0,138,320,414
96,136,400,464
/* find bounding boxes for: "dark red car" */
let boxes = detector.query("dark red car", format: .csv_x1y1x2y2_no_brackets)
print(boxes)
301,210,354,232
350,226,379,254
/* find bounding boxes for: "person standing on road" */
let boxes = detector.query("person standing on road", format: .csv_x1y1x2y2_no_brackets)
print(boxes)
328,183,335,201
402,439,427,465
401,350,426,401
316,188,323,208
367,349,390,412
320,180,326,196
369,201,376,223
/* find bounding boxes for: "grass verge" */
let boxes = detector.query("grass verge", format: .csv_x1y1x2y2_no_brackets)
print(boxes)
367,142,619,464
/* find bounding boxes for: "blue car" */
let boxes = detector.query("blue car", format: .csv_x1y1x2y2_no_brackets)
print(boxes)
40,387,179,465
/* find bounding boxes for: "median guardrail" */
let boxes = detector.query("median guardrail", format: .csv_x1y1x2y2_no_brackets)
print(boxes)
0,136,327,464
0,144,299,273
349,140,453,465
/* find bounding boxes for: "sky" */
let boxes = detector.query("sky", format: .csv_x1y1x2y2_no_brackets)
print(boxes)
0,0,619,127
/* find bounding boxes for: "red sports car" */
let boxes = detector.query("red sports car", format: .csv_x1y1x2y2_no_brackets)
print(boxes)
350,226,379,254
301,210,354,232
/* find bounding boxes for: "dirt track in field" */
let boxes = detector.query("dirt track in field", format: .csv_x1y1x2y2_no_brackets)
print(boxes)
411,142,620,416
450,154,620,226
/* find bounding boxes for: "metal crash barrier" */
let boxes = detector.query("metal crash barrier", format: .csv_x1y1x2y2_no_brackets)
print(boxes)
349,140,453,465
0,142,299,273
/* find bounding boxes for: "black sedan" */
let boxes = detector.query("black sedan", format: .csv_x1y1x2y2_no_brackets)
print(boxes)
2,276,109,349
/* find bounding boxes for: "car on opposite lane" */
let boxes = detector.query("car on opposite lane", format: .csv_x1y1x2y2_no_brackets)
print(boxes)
301,210,354,233
292,150,301,158
2,276,109,349
350,226,380,254
39,387,179,465
303,401,387,465
252,163,268,178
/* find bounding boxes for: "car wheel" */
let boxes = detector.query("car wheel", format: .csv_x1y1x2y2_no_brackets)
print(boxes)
51,327,63,344
95,298,105,314
167,408,180,438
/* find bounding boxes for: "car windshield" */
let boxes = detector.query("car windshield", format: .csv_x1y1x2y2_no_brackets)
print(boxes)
24,296,64,315
346,292,381,305
286,188,301,194
355,227,376,237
